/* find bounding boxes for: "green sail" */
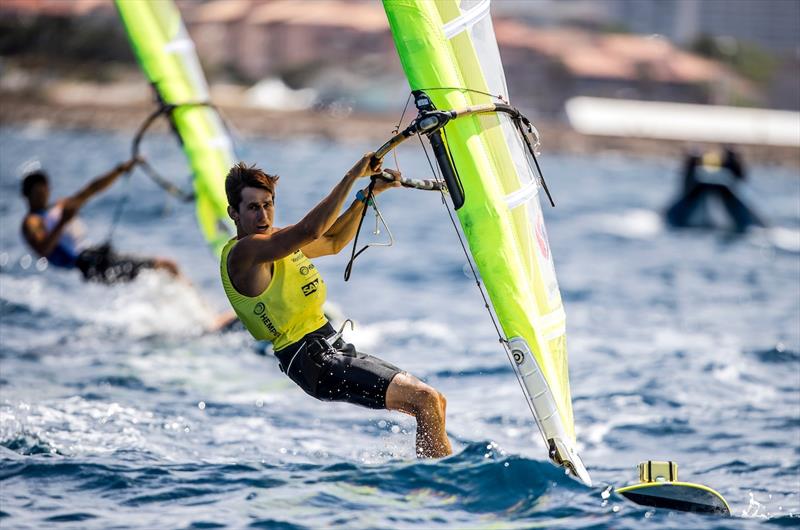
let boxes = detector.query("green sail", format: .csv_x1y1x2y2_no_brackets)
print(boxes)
383,0,589,484
115,0,234,256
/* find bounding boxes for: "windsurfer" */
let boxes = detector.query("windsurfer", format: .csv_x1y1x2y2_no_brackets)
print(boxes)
665,145,765,232
220,154,452,458
20,159,182,283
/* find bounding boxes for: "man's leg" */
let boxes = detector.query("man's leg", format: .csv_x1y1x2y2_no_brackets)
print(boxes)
385,372,452,458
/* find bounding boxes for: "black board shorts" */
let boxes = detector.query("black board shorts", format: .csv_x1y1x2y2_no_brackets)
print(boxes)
75,244,156,284
274,322,402,410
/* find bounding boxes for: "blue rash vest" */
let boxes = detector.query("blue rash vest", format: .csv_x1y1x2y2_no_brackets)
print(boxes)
33,205,87,268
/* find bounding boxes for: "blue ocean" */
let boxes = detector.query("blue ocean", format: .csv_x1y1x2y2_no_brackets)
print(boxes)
1,124,798,529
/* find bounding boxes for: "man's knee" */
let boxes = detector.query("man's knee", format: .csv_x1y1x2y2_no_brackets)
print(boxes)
408,382,444,416
386,373,446,416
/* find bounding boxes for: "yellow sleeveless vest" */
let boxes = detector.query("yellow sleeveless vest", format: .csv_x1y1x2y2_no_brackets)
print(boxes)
220,238,327,350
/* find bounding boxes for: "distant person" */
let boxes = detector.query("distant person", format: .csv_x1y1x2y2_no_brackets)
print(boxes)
220,154,452,458
681,146,746,192
20,160,181,284
666,146,765,232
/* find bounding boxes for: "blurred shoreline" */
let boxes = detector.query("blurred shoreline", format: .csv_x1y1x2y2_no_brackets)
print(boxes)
2,86,798,169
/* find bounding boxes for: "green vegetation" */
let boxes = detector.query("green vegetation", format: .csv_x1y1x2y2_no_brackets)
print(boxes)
691,34,777,85
0,14,133,65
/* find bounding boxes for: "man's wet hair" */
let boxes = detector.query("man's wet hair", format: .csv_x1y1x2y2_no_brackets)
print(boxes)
21,170,48,198
225,162,279,209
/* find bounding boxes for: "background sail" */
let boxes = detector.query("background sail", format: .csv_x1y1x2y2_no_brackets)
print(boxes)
115,0,234,256
383,0,577,452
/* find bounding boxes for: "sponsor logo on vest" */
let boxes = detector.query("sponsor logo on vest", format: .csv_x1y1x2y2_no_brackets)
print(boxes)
253,302,278,335
291,252,304,263
299,263,315,276
301,278,319,296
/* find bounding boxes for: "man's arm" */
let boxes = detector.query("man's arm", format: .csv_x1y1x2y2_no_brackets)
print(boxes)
21,213,73,258
302,170,402,258
62,158,138,212
233,153,381,266
21,158,138,258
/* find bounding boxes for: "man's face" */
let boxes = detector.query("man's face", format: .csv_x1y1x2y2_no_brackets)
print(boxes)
232,186,274,236
28,182,49,210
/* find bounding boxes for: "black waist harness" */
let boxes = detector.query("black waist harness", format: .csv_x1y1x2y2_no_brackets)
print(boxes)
275,322,335,369
272,321,401,410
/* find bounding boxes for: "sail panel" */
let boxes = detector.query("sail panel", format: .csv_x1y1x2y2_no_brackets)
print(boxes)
115,0,234,256
383,0,576,444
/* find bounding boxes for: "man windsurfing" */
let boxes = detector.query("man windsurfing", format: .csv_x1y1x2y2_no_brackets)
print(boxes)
20,159,182,283
221,154,452,458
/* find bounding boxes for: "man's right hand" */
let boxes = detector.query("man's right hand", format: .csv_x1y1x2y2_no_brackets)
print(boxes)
347,152,382,180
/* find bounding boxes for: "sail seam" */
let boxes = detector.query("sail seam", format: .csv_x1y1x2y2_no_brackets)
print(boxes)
164,38,194,54
540,307,566,330
504,180,539,209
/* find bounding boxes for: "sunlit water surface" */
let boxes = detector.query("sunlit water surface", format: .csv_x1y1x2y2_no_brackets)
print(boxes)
1,124,799,529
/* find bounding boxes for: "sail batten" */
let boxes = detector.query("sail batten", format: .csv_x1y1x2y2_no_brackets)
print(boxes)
442,0,491,39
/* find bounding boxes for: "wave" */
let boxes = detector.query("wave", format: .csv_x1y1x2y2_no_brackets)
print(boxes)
749,345,800,364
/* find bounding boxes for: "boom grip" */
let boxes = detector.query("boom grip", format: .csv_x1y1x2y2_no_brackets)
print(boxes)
372,171,445,191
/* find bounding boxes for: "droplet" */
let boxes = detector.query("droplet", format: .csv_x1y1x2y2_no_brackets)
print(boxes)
391,425,400,434
19,254,32,269
35,257,48,271
198,401,206,410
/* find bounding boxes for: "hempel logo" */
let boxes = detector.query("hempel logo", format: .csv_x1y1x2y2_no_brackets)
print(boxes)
253,302,278,335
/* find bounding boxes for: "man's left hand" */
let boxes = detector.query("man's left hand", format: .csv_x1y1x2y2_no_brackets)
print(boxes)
372,169,403,194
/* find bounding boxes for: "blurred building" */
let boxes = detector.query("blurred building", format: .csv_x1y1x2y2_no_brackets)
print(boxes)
605,0,800,54
0,0,770,116
188,0,393,78
183,0,756,115
496,22,755,117
0,0,109,16
490,0,800,55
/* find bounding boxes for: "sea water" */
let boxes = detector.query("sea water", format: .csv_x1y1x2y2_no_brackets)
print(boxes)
1,124,798,529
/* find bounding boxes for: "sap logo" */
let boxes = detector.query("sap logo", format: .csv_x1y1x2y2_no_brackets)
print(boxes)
301,278,320,296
